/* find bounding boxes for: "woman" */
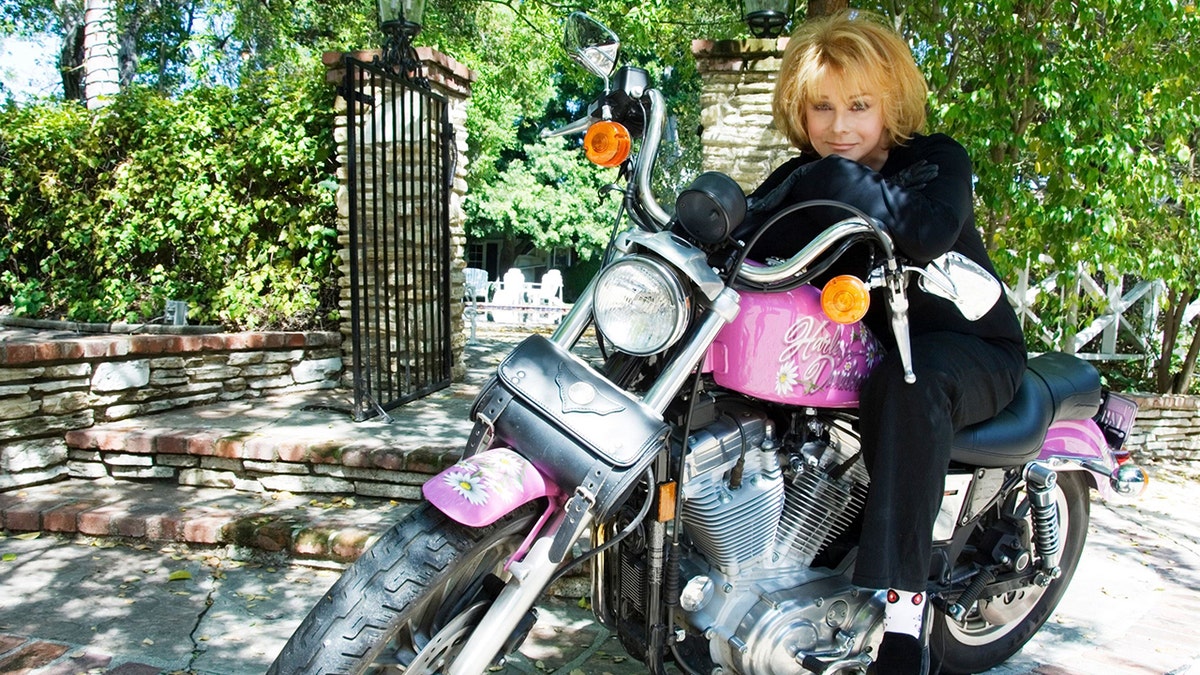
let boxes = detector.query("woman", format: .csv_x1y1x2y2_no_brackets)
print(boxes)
745,11,1027,675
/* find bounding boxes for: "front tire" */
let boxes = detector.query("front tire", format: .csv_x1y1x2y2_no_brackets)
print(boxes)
931,471,1090,674
268,501,542,675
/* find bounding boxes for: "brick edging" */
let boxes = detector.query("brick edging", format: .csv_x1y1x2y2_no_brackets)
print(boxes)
0,331,340,367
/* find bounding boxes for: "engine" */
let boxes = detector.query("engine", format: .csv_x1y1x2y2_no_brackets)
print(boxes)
673,403,884,674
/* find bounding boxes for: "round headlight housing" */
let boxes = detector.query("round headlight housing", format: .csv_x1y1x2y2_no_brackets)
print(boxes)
593,256,690,356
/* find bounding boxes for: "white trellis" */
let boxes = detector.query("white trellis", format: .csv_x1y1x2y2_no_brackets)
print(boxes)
1007,261,1180,361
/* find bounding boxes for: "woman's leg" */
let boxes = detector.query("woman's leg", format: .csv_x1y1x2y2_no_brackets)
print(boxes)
853,332,1023,591
853,333,1023,674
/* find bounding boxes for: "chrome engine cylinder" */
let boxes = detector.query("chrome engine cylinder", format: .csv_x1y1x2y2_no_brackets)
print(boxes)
680,408,784,573
677,409,879,674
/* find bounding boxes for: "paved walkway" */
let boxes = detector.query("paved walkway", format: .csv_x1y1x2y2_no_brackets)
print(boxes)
3,473,1199,674
1,327,1199,674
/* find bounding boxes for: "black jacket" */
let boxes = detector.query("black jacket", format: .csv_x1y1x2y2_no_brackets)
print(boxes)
743,133,1025,352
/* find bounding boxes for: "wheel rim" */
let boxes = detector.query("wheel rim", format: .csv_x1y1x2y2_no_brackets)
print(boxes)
366,517,532,673
943,483,1069,646
401,601,489,672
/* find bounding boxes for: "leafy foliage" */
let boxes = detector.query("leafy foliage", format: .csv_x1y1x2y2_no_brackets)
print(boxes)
0,63,338,329
464,135,620,261
882,0,1200,391
420,0,741,257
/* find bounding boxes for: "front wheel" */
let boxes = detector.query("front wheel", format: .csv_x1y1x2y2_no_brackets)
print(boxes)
931,471,1090,675
268,501,542,675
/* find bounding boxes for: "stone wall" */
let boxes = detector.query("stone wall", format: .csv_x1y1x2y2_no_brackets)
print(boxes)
323,48,475,384
1126,394,1200,465
692,38,795,192
0,330,342,491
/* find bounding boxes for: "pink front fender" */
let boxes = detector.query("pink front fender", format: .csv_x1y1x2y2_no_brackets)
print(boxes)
423,447,563,527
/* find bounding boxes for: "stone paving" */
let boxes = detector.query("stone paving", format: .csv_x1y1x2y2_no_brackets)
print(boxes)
1,326,1199,674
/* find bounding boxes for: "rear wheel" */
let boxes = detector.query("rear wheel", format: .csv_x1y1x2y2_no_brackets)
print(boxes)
931,471,1090,674
267,501,542,675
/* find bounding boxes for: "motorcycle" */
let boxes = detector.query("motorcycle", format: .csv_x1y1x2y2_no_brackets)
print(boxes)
269,13,1147,675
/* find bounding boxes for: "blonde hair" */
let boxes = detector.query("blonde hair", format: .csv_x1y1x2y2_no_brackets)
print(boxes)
773,10,927,154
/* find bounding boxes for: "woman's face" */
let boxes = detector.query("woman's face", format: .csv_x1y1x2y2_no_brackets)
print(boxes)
804,73,889,171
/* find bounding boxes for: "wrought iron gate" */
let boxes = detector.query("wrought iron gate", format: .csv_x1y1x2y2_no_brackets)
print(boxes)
343,56,453,421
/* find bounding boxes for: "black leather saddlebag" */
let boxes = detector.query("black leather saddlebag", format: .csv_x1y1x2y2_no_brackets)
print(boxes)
466,334,670,522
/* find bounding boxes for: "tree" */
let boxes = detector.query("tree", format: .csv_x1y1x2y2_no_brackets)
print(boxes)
464,135,620,264
418,0,741,264
874,0,1200,392
809,0,850,18
82,0,119,107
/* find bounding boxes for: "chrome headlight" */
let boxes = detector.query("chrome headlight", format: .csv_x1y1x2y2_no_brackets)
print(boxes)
593,256,690,355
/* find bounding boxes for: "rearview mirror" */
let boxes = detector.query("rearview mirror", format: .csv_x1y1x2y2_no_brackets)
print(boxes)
564,12,620,83
916,251,1002,321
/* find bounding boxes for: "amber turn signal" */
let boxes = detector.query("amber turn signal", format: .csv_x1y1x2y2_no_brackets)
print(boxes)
821,274,870,324
584,121,632,167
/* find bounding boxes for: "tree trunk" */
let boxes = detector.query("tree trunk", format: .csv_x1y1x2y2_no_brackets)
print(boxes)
59,16,85,101
1156,287,1189,393
1173,322,1200,394
808,0,850,18
83,0,121,108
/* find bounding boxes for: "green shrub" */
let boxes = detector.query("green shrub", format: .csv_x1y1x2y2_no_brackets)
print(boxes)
0,62,339,330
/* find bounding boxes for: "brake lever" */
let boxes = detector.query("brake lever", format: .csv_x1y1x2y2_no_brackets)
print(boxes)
541,116,593,138
869,264,917,384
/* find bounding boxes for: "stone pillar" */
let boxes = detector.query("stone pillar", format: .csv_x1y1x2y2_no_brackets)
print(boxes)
692,38,795,191
323,48,475,384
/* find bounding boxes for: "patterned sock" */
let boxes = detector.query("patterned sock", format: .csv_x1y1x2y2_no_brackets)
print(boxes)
883,588,926,638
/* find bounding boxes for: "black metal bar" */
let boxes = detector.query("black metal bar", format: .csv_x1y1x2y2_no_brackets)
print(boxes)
369,64,386,417
400,74,414,394
440,101,454,381
346,59,365,420
419,92,432,390
384,66,398,398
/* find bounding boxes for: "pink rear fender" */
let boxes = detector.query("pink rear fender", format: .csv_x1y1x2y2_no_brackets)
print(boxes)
1039,418,1108,464
423,448,563,527
1039,418,1129,499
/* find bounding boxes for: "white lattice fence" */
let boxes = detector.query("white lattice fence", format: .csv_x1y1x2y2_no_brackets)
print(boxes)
1007,261,1181,361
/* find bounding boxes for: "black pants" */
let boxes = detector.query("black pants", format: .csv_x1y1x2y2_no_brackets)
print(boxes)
852,332,1026,592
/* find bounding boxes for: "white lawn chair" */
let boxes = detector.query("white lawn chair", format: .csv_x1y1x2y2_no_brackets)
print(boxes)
536,269,565,305
490,268,527,323
463,267,489,302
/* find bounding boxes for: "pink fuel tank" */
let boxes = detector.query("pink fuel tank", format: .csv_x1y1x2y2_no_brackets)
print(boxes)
706,286,885,408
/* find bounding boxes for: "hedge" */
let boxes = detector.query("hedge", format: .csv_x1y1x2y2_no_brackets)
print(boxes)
0,63,339,331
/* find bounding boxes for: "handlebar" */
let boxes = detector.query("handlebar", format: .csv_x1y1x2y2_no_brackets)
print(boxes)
735,217,885,285
734,215,917,384
541,116,593,139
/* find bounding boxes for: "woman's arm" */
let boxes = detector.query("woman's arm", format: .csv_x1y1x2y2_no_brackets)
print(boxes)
747,135,974,264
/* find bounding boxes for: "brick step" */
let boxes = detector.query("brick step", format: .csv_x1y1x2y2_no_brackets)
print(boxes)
0,632,163,675
61,387,477,500
0,478,415,563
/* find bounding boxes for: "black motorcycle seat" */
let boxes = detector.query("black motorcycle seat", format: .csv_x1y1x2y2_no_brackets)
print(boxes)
949,352,1102,467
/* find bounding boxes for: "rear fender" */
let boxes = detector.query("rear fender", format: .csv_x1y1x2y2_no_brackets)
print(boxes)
1038,418,1108,465
424,447,564,527
1038,419,1137,500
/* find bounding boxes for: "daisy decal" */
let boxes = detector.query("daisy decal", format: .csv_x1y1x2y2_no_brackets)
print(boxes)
483,450,527,481
443,469,489,506
775,361,799,396
474,451,525,500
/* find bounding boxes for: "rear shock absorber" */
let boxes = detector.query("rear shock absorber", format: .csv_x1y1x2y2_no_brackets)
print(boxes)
1023,462,1062,585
